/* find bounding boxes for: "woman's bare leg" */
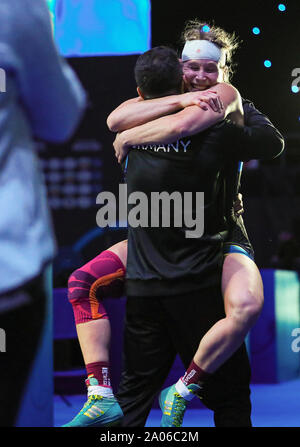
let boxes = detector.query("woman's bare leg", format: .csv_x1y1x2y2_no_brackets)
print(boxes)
74,240,128,364
193,253,263,372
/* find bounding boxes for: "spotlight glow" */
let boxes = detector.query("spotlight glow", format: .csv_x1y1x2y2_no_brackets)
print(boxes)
278,4,286,12
264,60,272,68
202,25,210,32
292,85,299,93
252,27,260,35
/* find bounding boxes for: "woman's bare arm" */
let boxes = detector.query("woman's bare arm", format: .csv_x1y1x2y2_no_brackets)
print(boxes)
113,83,243,162
106,90,224,132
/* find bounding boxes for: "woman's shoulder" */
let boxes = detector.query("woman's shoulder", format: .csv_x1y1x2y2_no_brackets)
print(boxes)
211,82,241,103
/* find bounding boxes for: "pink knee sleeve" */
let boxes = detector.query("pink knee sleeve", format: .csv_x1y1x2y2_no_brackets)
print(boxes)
68,250,126,324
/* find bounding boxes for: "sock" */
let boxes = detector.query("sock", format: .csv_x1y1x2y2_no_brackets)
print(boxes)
175,360,211,401
86,361,112,388
182,360,211,387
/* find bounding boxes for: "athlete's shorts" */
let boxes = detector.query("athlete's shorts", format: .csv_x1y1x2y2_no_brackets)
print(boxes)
223,243,254,261
223,216,255,261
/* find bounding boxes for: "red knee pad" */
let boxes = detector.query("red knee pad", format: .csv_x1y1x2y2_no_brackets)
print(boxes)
68,250,126,324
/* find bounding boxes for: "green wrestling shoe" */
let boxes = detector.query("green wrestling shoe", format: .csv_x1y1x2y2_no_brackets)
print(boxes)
62,378,123,427
159,383,201,427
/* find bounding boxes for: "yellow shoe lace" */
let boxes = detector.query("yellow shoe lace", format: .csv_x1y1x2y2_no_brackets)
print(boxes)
80,395,103,414
172,392,187,427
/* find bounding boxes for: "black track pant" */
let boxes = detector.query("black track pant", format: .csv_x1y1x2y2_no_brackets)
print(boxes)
0,272,47,426
116,285,252,427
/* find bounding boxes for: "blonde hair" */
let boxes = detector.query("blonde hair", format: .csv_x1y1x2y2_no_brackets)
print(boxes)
181,19,242,82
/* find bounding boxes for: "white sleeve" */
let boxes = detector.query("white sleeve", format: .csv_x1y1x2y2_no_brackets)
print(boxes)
0,0,87,142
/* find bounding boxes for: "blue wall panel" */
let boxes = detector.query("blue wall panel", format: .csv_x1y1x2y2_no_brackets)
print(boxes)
48,0,151,57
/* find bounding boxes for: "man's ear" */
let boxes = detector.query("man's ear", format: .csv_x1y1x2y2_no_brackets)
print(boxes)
137,86,145,99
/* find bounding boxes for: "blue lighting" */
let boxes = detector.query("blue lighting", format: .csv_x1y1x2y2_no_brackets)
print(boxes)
252,27,260,35
202,25,210,32
264,60,272,68
48,0,151,57
278,4,286,12
292,85,299,93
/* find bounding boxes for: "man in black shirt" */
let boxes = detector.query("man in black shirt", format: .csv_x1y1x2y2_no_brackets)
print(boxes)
114,46,283,427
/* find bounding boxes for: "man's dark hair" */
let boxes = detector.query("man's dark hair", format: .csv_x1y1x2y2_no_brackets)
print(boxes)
134,46,183,99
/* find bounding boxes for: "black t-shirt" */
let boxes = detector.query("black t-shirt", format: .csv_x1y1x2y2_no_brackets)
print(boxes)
125,127,232,297
124,98,284,297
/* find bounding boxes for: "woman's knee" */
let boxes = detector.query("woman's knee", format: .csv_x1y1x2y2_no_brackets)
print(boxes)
223,254,264,323
67,267,110,324
227,286,264,328
67,267,93,303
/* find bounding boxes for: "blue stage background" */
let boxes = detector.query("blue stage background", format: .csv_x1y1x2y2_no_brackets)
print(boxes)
17,0,300,427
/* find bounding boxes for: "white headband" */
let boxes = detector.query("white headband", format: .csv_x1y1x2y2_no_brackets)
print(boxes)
181,40,226,66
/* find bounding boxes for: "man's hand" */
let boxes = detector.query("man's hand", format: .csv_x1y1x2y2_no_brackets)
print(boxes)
179,90,224,113
113,132,129,164
233,193,244,216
